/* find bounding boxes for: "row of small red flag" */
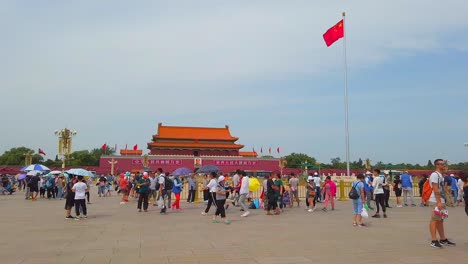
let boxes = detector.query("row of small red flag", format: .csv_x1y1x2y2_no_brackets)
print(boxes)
102,144,138,151
253,147,280,155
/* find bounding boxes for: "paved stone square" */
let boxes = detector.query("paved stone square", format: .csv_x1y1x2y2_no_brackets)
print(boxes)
1,189,467,264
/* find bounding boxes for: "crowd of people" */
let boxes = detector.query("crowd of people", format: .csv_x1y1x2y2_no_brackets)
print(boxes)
3,161,467,248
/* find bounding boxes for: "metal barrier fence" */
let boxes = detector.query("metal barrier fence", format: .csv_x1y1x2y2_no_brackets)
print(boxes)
170,181,422,202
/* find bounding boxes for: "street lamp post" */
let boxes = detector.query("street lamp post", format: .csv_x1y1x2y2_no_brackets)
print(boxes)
54,128,77,170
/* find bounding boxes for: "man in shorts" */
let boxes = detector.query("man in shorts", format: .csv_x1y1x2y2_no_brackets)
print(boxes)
288,173,300,207
428,159,456,248
29,173,41,201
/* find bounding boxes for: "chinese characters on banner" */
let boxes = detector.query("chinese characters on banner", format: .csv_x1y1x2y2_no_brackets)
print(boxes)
131,159,257,166
132,159,182,165
214,160,257,166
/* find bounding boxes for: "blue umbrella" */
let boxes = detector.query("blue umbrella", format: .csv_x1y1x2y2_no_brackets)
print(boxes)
196,165,220,174
18,174,27,180
21,164,50,172
172,167,192,176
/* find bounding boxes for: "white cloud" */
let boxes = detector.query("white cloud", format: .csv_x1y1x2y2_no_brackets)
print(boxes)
1,1,467,163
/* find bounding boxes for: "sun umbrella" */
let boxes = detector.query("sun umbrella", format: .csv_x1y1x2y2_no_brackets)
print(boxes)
66,168,93,177
21,164,50,172
26,170,43,176
172,167,192,176
196,165,220,174
50,170,62,175
18,174,27,180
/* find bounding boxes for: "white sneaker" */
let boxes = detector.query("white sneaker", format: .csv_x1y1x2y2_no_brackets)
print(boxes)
308,209,313,212
244,211,250,217
120,202,126,205
201,212,207,216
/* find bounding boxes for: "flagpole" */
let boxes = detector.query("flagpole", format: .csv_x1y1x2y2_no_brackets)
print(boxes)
342,11,350,177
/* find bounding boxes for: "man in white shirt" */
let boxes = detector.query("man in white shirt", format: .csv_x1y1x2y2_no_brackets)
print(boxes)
239,171,250,217
371,169,387,218
202,172,218,216
456,176,464,205
156,168,167,214
149,173,157,206
231,169,241,206
313,172,321,203
428,159,456,248
72,176,88,219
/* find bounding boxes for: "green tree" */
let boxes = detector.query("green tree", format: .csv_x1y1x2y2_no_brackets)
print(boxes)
356,158,363,168
0,147,44,165
330,157,341,168
284,153,317,168
426,159,433,168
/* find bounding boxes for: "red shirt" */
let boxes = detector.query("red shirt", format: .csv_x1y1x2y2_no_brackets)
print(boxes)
119,177,128,189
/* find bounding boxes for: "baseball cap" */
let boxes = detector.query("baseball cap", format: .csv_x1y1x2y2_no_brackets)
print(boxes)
307,176,313,181
383,170,389,175
450,174,454,177
365,171,371,175
218,176,225,182
314,172,318,176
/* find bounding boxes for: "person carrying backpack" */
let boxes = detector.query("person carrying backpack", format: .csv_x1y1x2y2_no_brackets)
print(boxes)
46,176,56,199
419,175,428,207
428,159,456,249
352,174,367,227
156,168,168,214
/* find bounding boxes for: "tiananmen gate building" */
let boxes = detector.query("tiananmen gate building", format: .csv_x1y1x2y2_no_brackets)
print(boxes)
99,123,281,175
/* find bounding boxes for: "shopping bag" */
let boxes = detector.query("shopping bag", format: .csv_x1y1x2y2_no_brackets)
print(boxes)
361,208,369,218
157,196,164,208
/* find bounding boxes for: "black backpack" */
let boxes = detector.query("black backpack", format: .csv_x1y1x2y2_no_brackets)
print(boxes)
348,182,360,200
164,176,174,191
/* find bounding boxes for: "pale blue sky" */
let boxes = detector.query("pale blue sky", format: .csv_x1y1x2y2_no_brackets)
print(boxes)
1,1,467,165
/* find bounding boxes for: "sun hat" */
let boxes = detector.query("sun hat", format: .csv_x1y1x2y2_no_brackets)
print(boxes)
218,175,225,182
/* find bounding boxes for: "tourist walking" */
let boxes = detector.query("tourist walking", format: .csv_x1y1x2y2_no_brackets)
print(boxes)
28,173,41,201
450,174,458,206
462,176,468,215
72,176,88,220
64,175,76,219
156,168,168,214
393,175,403,207
443,173,455,207
457,175,464,206
98,176,107,197
137,172,150,212
275,174,284,212
239,171,251,217
45,176,56,199
149,173,157,206
261,175,269,209
364,172,374,210
306,176,316,212
119,173,129,204
321,176,336,211
211,176,230,224
428,159,456,248
372,169,387,218
202,172,218,216
401,171,416,206
383,170,392,208
187,174,197,203
289,173,300,208
266,174,280,215
202,174,210,204
313,172,321,203
231,169,241,206
419,174,428,206
352,174,366,227
171,175,182,210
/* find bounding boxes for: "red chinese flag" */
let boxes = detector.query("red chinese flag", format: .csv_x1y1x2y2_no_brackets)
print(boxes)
260,147,263,153
277,147,280,154
323,19,344,47
38,148,46,155
114,144,117,151
133,144,138,150
125,144,128,150
269,148,271,154
102,143,107,150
